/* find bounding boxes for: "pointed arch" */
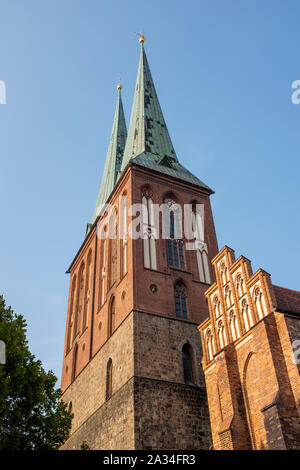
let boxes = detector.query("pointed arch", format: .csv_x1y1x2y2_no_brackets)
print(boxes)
196,248,211,284
71,343,78,382
236,273,244,298
165,198,185,269
241,299,254,332
228,309,240,341
253,286,265,320
174,281,188,318
242,352,256,449
108,296,116,337
67,275,77,351
205,329,214,362
99,234,107,309
75,262,85,337
83,250,92,330
213,295,222,318
182,343,196,385
106,358,113,400
120,192,128,277
142,187,157,270
108,210,118,289
217,319,227,349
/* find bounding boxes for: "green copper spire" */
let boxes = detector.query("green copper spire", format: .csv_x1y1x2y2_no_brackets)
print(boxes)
92,87,127,223
121,40,213,193
121,43,177,170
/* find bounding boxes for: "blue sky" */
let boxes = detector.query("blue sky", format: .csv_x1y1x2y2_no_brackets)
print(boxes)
0,0,299,381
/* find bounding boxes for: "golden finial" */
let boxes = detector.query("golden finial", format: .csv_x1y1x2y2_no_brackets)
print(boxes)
135,31,146,44
117,77,122,91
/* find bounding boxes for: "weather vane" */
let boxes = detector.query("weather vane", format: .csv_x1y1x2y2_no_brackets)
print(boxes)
135,31,146,44
117,77,122,91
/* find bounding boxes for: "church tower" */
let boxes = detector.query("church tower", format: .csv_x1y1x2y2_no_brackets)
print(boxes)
61,37,218,450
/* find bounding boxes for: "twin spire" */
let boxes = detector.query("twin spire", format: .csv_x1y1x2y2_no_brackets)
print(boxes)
92,37,212,225
92,86,127,223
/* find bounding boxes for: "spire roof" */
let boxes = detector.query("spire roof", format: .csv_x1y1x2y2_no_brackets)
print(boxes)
92,89,127,223
121,44,178,170
121,44,213,193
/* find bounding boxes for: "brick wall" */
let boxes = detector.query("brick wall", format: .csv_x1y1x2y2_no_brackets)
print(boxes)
61,312,134,435
134,377,211,450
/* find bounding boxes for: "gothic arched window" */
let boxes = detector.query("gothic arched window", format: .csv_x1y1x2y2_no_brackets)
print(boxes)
241,299,253,331
166,200,185,269
196,248,211,284
142,188,157,270
236,274,244,298
106,358,113,400
225,285,232,309
108,297,116,337
213,296,221,318
174,282,188,318
191,202,210,283
83,251,92,330
253,286,267,320
75,262,85,336
206,329,214,362
182,343,195,385
67,275,77,351
229,310,240,341
120,193,128,277
108,212,117,289
220,262,228,285
71,343,78,382
217,320,227,349
99,236,107,309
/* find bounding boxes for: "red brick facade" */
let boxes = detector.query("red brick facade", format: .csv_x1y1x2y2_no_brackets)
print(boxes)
199,246,300,450
60,163,218,449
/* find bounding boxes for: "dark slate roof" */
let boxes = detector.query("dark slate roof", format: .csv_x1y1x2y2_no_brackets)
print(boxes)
132,152,213,192
273,285,300,315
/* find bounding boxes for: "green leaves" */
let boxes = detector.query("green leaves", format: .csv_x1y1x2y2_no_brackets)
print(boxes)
0,295,72,450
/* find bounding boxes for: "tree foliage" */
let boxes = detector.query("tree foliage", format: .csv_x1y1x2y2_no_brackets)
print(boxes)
0,295,72,449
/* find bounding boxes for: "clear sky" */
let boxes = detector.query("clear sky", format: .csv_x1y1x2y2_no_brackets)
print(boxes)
0,0,299,381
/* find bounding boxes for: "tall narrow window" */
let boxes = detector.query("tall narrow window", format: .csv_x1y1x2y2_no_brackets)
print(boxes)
174,282,188,318
99,238,107,309
108,214,117,289
213,296,221,318
206,330,214,362
166,201,184,269
142,189,157,270
83,251,92,330
108,297,116,337
196,248,211,283
192,203,210,283
106,358,113,400
71,343,78,382
241,299,253,331
236,274,244,298
254,287,265,320
217,320,227,349
75,263,85,336
120,194,128,277
225,285,232,309
67,276,77,351
182,343,195,385
229,310,240,341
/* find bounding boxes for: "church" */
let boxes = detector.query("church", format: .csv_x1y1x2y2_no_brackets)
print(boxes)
60,36,300,450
